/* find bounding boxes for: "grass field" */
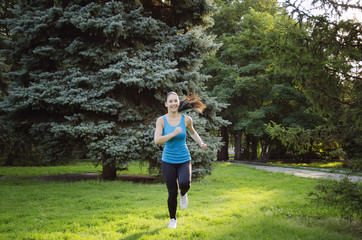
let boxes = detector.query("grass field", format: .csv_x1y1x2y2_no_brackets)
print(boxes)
0,162,360,240
267,161,343,168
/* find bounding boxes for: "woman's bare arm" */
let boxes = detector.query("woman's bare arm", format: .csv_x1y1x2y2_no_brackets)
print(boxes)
154,117,181,145
186,116,207,150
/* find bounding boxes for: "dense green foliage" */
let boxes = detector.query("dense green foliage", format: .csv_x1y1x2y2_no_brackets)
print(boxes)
0,0,15,100
202,0,361,166
267,0,362,165
0,0,360,173
310,177,362,222
203,0,323,161
0,0,226,178
0,162,360,239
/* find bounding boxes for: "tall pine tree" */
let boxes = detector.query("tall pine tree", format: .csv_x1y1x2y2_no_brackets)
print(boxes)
1,0,225,179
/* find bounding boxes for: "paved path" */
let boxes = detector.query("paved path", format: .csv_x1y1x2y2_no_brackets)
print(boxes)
233,161,362,182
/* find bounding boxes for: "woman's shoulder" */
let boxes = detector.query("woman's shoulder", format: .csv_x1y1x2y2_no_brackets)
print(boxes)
183,114,193,125
183,114,192,119
156,116,165,125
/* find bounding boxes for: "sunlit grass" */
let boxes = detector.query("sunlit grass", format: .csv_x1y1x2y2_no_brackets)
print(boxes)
0,160,151,178
292,162,344,168
0,161,102,178
228,155,345,170
0,162,360,239
267,161,344,168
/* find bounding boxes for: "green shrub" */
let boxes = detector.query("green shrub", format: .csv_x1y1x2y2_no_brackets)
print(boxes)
310,177,362,222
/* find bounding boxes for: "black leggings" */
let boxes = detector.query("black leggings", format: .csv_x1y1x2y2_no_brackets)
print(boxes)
161,161,191,219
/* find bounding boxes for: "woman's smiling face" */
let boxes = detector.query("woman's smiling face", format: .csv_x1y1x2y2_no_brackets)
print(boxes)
165,93,180,113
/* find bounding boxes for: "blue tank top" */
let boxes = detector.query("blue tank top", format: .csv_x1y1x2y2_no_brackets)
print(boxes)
162,114,191,164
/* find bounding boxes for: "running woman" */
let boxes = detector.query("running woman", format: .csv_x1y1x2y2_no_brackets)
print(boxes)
154,92,207,229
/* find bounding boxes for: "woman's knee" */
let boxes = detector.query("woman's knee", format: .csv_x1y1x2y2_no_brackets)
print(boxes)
179,180,191,192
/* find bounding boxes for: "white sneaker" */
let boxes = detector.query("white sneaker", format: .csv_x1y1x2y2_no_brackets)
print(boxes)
168,218,177,229
180,193,188,209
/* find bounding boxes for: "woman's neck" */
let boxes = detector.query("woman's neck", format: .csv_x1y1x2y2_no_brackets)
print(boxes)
167,111,180,119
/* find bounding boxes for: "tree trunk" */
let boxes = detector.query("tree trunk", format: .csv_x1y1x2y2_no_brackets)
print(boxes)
5,152,15,166
260,137,271,162
102,155,117,180
251,136,258,160
243,134,251,160
234,130,242,160
217,126,229,161
103,163,117,180
272,140,286,160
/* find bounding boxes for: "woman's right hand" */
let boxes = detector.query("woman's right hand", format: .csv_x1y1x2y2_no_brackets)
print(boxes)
173,127,182,137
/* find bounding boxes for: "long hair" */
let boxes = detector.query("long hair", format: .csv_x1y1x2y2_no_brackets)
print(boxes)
178,93,206,113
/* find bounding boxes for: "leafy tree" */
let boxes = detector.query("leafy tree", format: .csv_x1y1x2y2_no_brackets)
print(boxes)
0,0,225,179
271,0,362,168
204,0,320,161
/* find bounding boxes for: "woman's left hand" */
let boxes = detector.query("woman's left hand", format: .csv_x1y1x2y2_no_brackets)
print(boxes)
200,143,207,151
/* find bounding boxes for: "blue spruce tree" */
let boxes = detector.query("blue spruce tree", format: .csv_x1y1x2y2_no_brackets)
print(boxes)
1,0,225,179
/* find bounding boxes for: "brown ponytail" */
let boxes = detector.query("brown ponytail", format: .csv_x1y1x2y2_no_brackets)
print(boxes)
178,93,206,113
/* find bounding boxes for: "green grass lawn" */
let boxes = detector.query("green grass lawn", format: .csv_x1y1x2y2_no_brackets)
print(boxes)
265,161,362,176
0,160,150,178
266,161,346,170
0,162,360,240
